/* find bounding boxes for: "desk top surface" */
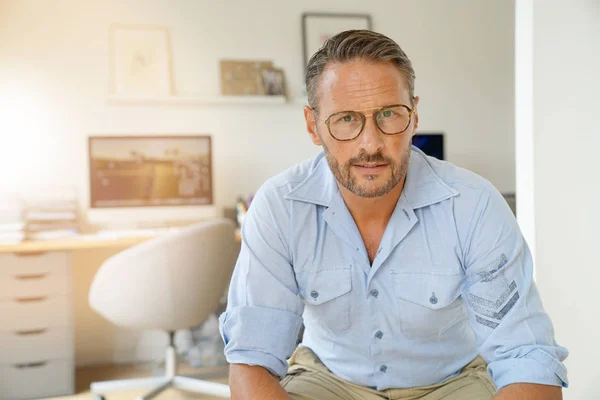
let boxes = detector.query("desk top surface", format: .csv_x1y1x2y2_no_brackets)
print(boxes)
0,236,150,253
0,229,241,254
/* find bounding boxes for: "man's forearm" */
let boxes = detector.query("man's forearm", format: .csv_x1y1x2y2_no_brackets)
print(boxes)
493,383,562,399
229,363,292,400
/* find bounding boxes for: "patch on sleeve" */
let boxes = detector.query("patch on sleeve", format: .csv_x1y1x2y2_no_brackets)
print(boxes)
475,315,499,329
476,254,508,282
466,254,519,329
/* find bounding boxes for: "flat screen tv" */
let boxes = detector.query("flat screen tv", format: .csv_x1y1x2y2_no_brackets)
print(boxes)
412,133,444,160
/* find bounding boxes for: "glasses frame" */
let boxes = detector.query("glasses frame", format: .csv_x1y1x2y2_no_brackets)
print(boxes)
314,103,416,142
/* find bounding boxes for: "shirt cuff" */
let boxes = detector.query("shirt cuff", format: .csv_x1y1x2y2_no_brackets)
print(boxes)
488,349,569,390
219,306,303,378
226,349,289,378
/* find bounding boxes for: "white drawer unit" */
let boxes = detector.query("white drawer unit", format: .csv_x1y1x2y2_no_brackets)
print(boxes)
0,251,74,399
0,252,69,276
0,359,74,400
0,326,73,364
0,252,69,300
0,270,69,300
0,295,71,331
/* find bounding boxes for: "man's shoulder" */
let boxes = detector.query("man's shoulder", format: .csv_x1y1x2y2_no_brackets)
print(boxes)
419,151,495,197
416,151,511,225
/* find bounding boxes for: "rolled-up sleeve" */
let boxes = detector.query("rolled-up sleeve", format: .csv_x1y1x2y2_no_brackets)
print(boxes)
461,184,568,390
219,182,304,378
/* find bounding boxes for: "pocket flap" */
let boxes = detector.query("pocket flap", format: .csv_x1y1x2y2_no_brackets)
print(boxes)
394,273,464,309
301,268,352,305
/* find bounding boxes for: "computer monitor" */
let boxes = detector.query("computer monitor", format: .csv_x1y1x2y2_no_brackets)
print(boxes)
86,135,217,226
412,133,444,160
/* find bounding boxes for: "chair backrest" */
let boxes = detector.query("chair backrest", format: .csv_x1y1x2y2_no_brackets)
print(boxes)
89,219,237,331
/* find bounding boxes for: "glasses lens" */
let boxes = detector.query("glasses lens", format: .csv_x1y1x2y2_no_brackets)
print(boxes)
328,111,363,140
376,106,411,134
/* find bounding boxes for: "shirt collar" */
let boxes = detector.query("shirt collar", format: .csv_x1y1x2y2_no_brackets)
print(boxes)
284,146,458,209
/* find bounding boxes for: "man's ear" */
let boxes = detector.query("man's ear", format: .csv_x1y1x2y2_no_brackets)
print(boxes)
304,106,322,146
412,96,420,131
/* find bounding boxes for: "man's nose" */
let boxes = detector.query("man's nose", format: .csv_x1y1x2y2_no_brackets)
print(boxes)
357,115,384,153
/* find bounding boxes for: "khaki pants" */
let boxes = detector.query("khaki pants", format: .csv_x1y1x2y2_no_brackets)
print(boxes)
281,347,496,400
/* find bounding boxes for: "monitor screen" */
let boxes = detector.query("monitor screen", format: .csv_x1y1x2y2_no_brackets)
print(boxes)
412,133,444,160
88,135,212,208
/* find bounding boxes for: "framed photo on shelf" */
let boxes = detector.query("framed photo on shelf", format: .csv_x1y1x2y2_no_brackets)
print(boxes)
261,67,287,97
88,135,212,208
302,13,372,69
220,60,273,96
109,24,174,97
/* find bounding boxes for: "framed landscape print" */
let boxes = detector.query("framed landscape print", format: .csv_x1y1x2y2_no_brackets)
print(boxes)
89,135,212,207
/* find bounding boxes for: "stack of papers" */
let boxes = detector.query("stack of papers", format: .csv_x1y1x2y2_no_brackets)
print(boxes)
0,197,26,244
25,190,79,240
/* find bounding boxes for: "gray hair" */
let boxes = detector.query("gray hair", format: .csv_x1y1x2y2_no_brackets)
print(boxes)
305,30,416,110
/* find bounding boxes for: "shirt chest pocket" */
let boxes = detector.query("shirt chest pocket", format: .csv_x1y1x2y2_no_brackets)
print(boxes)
299,267,352,332
394,273,465,339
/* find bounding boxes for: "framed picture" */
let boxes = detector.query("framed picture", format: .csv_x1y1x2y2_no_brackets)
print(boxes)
261,67,287,96
88,135,212,208
220,60,273,95
109,24,174,96
302,13,372,69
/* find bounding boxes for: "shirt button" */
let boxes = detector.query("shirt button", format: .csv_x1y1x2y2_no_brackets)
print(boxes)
370,289,379,298
380,365,387,373
429,293,438,305
310,290,319,299
375,331,384,339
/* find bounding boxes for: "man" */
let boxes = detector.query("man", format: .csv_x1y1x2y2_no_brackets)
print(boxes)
219,30,568,399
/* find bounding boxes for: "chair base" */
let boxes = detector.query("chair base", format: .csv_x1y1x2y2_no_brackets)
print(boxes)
90,342,230,399
91,375,230,400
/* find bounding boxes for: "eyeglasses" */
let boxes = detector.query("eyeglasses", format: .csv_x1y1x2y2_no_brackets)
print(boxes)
314,104,416,141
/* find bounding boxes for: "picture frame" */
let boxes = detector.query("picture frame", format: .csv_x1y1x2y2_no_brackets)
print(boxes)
302,13,372,70
261,67,287,97
220,60,273,96
109,24,175,97
88,135,212,208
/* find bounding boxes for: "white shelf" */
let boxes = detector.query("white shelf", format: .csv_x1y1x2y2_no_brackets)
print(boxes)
106,95,299,106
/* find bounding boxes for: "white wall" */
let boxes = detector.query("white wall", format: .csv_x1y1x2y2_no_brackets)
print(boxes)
0,0,515,224
514,0,536,260
0,0,516,365
516,0,600,398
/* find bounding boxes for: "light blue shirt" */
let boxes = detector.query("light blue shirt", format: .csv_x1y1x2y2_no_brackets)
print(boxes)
219,147,568,391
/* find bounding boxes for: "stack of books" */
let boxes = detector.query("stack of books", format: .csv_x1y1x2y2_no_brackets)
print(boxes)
25,192,79,240
0,197,26,244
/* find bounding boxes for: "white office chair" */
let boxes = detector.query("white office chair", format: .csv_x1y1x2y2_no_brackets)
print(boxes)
88,219,236,400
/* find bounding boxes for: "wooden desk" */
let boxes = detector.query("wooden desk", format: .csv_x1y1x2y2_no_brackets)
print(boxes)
0,229,241,254
0,236,150,254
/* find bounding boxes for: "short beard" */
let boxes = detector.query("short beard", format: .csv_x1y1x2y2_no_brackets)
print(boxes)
321,139,411,198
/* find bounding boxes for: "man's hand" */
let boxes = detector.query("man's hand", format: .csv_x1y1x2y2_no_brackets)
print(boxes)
229,363,292,400
493,383,562,399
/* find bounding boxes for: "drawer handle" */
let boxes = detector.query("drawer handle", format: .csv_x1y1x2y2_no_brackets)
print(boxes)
14,361,48,369
14,328,47,336
14,296,47,303
14,273,48,280
13,251,47,257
